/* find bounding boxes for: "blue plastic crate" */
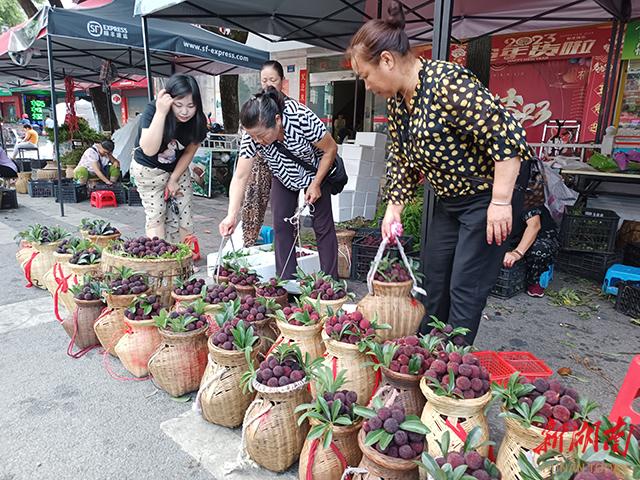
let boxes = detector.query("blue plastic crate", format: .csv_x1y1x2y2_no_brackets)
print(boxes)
602,264,640,296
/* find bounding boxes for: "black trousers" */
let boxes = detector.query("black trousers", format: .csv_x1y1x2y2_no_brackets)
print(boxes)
0,166,17,178
420,191,523,344
271,176,338,280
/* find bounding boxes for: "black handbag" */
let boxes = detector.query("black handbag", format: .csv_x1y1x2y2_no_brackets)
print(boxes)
274,142,348,195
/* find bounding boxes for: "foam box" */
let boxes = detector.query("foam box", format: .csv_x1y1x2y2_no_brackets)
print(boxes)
340,144,375,162
356,132,387,150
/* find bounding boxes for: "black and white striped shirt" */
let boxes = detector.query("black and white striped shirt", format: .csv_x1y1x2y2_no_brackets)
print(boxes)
239,98,327,191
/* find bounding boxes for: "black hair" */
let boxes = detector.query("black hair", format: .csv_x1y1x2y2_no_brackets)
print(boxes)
347,0,410,64
24,123,32,128
240,86,286,130
261,60,285,80
100,139,115,153
160,74,207,150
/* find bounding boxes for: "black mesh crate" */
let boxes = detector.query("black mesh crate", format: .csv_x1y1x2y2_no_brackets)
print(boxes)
490,262,527,299
624,243,640,268
27,180,54,198
126,186,142,206
560,207,619,253
615,282,640,318
89,183,127,205
556,249,622,282
54,182,88,203
351,232,414,281
1,188,18,209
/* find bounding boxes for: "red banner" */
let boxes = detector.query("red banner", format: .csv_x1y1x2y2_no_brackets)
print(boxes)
299,69,308,105
581,55,608,140
491,24,611,64
412,43,467,65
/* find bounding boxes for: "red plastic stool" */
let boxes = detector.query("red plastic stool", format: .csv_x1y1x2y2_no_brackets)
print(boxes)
610,355,640,424
184,234,201,261
90,190,117,208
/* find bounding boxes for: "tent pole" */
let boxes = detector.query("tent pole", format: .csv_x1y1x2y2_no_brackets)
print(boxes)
141,16,154,101
47,33,64,218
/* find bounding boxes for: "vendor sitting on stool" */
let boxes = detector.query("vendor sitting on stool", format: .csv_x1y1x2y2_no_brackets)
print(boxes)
503,203,559,298
74,140,120,185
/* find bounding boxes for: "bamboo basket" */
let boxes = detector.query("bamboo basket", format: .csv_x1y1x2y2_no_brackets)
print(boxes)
114,318,161,377
94,293,136,357
253,316,279,356
85,232,121,248
170,290,201,310
148,325,209,397
275,318,325,362
16,244,34,267
373,367,426,417
233,283,256,298
62,298,104,349
318,297,348,317
101,249,192,306
357,294,424,342
298,420,362,480
15,171,31,194
257,291,288,308
23,241,62,289
354,429,420,480
371,279,413,297
197,338,259,427
496,416,575,480
244,377,312,472
336,229,356,279
55,262,103,315
420,379,491,458
613,464,633,480
322,333,376,405
44,252,72,298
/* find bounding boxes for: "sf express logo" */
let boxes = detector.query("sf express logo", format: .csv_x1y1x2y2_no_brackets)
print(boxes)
87,21,128,39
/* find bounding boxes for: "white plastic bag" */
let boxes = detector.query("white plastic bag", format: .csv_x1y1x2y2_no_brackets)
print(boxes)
540,161,578,224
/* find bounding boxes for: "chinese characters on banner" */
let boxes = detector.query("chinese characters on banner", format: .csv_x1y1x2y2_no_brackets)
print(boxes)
490,24,612,143
299,69,308,105
412,43,468,65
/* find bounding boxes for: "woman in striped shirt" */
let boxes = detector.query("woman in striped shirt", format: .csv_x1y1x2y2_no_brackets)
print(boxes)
219,87,339,279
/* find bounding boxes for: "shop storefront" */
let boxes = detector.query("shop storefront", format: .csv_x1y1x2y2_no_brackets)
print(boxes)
617,20,640,133
0,93,23,122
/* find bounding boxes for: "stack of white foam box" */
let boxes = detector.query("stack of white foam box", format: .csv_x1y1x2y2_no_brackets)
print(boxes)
332,132,387,222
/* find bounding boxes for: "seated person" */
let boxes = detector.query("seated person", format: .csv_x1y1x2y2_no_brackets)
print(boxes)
11,124,39,159
74,140,120,185
503,204,559,298
0,147,18,185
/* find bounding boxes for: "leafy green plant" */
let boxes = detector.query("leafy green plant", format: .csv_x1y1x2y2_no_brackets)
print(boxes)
45,117,105,144
16,224,69,244
153,309,198,332
69,275,104,300
60,148,84,168
364,341,399,370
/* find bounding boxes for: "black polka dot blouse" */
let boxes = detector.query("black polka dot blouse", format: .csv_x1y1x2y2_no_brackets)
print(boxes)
386,59,531,203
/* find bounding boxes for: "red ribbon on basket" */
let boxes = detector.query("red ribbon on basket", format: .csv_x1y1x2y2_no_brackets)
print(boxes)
367,361,382,405
67,308,100,359
306,438,348,480
53,263,75,323
24,251,39,287
265,336,286,358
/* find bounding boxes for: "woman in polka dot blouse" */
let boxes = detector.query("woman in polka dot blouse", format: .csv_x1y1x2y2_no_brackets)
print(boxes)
348,1,532,344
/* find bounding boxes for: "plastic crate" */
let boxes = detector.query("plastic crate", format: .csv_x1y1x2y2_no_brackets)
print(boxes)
474,351,516,386
497,351,553,382
560,207,619,253
350,232,414,281
490,262,527,299
89,183,127,205
556,249,623,282
126,186,142,206
30,159,48,169
0,188,18,209
615,282,640,318
624,243,640,268
54,182,87,203
27,180,54,198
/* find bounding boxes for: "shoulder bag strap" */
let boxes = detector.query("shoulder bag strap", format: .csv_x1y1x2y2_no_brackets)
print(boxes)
273,141,318,174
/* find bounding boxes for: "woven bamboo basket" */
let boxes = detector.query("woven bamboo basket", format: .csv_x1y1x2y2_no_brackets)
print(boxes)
257,291,288,308
114,318,161,377
495,416,574,480
371,279,413,297
62,298,104,349
298,420,363,480
233,283,256,298
322,333,376,405
253,316,280,356
613,464,633,480
372,367,426,417
148,325,209,397
23,241,63,289
16,244,34,267
86,233,121,248
318,297,348,317
197,338,259,427
44,252,72,297
336,229,356,279
16,171,31,194
355,429,420,480
170,290,201,310
244,377,312,472
275,318,325,362
54,262,103,314
357,294,424,342
420,379,491,458
101,249,192,306
33,167,58,180
67,261,103,278
93,293,136,357
203,302,224,316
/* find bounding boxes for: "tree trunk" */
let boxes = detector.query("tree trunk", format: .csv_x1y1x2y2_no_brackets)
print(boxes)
89,87,120,132
16,0,37,18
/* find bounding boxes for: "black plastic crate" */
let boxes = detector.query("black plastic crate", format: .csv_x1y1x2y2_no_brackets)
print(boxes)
54,182,88,203
615,282,640,318
0,188,18,209
624,243,640,268
490,262,527,299
351,232,414,281
89,183,127,205
30,159,48,169
560,207,619,253
556,249,622,282
126,186,142,206
27,180,55,198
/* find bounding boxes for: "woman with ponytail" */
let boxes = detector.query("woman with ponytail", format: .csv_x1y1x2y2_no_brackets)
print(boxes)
219,86,339,279
347,1,532,344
